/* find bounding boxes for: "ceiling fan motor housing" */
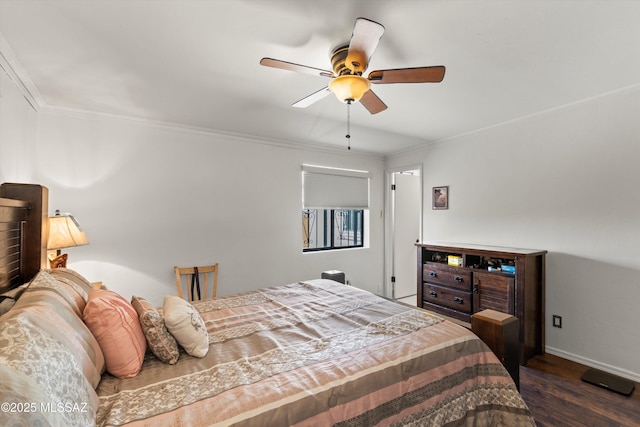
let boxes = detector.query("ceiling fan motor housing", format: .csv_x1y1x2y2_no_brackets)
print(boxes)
331,44,367,75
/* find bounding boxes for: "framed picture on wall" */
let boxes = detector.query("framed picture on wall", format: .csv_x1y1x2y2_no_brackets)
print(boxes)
432,186,449,210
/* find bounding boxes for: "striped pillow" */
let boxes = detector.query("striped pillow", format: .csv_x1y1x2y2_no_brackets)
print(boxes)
83,289,147,378
11,271,105,387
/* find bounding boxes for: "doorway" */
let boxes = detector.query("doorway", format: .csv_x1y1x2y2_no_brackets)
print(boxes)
388,167,422,302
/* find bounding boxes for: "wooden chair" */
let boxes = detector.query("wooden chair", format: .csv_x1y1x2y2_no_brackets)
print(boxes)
173,263,219,302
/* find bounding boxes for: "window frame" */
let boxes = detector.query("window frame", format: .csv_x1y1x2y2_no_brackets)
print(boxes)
302,208,365,252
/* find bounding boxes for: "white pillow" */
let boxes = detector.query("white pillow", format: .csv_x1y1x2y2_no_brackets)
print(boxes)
163,295,209,358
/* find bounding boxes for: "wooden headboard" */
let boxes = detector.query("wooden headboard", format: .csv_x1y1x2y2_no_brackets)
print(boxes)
0,183,48,292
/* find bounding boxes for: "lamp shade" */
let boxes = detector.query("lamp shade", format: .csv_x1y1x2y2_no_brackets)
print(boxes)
328,75,371,103
47,211,89,250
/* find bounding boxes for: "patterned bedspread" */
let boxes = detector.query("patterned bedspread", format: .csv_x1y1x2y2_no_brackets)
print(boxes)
96,279,535,426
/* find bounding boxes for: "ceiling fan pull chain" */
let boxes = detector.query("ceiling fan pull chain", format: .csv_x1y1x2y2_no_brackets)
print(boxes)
346,100,352,150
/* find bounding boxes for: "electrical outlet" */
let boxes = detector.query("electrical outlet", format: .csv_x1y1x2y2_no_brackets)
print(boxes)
552,315,562,328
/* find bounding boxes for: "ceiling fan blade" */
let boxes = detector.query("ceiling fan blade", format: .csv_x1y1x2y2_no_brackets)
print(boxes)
260,58,334,78
369,66,446,84
292,86,333,108
359,90,387,114
346,17,385,73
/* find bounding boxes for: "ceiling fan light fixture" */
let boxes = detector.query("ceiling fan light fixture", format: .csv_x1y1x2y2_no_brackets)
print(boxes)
328,75,371,103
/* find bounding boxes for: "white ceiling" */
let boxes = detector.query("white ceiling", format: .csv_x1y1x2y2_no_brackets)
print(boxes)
1,0,639,155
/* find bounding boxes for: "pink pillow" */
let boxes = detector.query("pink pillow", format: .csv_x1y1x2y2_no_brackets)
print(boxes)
83,289,146,378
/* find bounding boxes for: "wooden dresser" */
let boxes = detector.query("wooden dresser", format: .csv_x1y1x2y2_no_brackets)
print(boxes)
417,241,546,364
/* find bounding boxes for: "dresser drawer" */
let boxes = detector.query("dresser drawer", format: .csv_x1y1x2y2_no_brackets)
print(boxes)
423,283,472,313
422,301,472,323
422,263,472,291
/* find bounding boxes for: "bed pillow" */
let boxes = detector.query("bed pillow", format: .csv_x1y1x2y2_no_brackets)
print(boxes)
0,318,100,426
11,271,106,387
27,269,89,316
0,284,28,316
1,283,29,300
131,295,180,364
45,268,93,306
45,268,93,293
83,289,147,378
0,297,14,316
0,271,104,426
163,295,209,358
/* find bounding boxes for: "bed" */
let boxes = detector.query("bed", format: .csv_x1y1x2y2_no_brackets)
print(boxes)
0,183,535,426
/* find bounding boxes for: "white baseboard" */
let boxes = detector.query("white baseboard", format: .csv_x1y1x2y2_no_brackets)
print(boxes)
545,346,640,383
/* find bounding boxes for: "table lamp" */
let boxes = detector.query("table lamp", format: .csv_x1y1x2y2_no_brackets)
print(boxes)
47,210,89,268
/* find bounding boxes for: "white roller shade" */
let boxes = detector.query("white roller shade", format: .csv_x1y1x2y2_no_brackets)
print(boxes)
302,165,370,209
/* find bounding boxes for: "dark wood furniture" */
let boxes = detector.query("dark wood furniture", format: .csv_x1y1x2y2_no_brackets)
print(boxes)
472,309,520,389
0,183,48,292
417,241,546,364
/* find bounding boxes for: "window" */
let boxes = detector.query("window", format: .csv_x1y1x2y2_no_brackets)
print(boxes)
303,209,364,251
301,165,370,252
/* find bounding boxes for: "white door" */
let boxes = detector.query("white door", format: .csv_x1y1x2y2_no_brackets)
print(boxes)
391,172,421,300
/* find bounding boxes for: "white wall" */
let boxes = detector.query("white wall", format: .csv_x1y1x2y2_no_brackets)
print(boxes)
1,80,386,306
0,69,38,182
387,86,640,381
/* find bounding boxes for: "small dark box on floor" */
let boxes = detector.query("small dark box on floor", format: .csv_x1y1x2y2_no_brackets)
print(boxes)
581,368,635,396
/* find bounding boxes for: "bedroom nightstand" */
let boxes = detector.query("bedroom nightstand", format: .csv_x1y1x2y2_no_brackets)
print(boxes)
471,309,520,390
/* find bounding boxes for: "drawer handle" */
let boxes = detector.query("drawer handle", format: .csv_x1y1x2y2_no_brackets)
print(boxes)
429,291,438,298
428,271,437,278
454,297,464,304
454,276,463,282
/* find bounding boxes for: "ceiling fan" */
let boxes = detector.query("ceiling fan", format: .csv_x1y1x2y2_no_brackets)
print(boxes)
260,17,446,114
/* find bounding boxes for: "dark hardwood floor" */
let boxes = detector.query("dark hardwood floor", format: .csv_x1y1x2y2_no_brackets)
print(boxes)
520,354,640,426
